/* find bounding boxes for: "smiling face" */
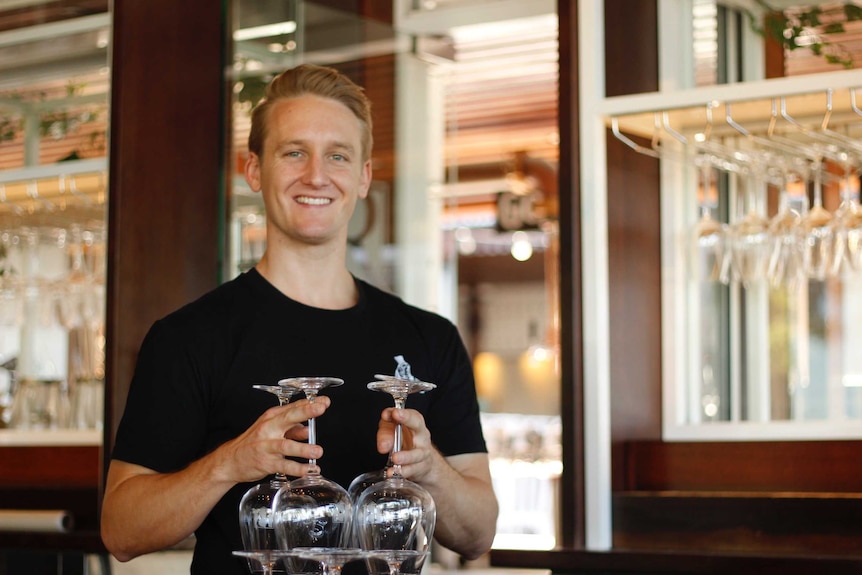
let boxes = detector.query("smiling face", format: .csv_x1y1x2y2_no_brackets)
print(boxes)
245,94,372,251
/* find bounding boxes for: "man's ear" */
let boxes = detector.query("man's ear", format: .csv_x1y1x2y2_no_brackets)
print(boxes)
358,159,372,199
245,152,261,193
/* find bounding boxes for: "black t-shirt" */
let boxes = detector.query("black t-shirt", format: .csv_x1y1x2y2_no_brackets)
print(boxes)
110,269,486,575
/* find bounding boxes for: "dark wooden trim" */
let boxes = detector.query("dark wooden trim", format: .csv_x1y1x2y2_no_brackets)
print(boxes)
557,0,584,549
613,492,862,556
622,440,862,492
0,446,99,488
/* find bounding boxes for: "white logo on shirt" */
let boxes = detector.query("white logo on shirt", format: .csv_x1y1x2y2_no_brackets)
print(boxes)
393,355,417,380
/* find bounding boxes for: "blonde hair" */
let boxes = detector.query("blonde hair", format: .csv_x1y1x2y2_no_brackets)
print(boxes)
248,64,373,161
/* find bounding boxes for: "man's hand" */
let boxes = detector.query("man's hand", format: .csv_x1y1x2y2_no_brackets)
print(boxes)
374,407,499,560
219,397,329,482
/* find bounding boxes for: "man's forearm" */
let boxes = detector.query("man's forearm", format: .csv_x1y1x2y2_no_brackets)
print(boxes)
101,452,235,561
424,453,499,559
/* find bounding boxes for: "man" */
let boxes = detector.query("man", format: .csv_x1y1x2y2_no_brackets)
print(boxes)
101,64,498,574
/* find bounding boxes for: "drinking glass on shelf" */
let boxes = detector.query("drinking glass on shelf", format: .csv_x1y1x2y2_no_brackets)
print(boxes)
238,383,301,573
352,376,437,561
273,377,353,550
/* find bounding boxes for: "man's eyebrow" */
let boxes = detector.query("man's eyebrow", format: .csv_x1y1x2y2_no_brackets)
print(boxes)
274,139,357,153
328,141,357,153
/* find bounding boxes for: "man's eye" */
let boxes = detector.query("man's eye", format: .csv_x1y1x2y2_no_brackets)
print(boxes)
331,154,346,161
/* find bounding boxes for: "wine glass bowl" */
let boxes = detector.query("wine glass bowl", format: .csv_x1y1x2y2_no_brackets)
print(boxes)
273,475,353,549
730,211,771,286
352,476,436,555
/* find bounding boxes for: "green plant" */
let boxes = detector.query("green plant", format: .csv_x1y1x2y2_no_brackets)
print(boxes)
0,82,102,144
747,1,862,69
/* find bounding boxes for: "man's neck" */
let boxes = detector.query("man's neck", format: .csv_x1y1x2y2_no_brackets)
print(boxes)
255,248,358,310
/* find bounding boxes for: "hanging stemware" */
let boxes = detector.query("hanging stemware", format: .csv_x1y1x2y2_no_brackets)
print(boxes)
729,167,771,287
800,159,835,281
830,168,862,275
691,155,729,283
767,164,805,289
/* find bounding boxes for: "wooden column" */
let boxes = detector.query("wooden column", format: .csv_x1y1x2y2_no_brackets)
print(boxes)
104,0,227,469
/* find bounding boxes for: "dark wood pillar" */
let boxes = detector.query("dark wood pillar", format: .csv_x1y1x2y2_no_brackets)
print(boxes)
603,0,663,483
556,0,584,551
104,0,227,471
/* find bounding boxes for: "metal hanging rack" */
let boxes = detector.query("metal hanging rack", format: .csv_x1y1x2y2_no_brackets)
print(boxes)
610,86,862,192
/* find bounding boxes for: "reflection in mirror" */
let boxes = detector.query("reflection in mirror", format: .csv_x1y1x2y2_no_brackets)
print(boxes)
0,1,110,434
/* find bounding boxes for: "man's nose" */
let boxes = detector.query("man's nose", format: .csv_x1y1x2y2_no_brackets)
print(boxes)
302,155,328,186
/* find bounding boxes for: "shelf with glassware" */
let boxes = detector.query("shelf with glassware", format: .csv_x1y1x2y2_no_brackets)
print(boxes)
605,70,862,439
0,158,107,444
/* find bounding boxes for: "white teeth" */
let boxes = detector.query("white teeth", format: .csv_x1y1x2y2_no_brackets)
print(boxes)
296,196,331,205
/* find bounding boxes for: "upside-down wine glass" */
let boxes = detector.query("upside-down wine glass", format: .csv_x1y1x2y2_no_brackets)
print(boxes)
352,376,437,575
232,550,291,575
767,174,805,289
365,550,429,575
830,168,862,275
690,156,729,284
272,377,353,553
347,376,437,500
800,159,835,281
238,384,300,574
287,547,374,575
729,167,771,287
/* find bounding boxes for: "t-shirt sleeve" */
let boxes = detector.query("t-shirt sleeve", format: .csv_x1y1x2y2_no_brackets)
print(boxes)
110,318,210,473
425,320,487,457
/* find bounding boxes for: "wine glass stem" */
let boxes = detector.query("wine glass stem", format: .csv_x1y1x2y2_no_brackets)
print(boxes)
275,396,290,482
813,164,823,208
391,397,406,475
306,393,318,467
